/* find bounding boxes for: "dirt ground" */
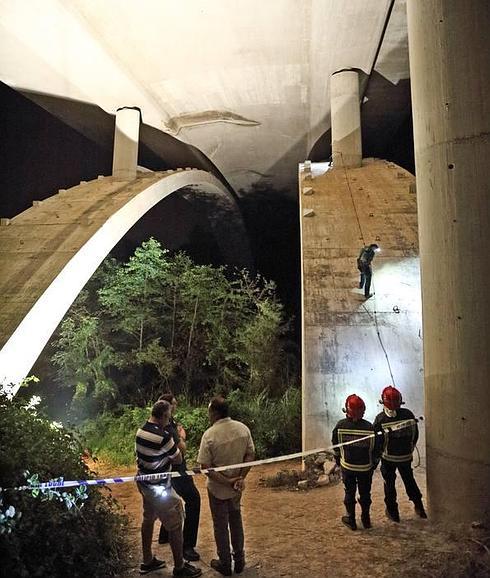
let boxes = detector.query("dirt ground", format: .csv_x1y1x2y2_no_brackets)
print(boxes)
98,461,490,578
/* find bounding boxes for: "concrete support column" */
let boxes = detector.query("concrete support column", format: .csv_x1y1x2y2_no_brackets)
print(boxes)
407,0,490,523
112,107,141,180
330,70,362,168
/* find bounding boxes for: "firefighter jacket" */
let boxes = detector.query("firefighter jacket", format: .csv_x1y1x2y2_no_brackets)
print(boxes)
373,407,418,463
331,418,379,472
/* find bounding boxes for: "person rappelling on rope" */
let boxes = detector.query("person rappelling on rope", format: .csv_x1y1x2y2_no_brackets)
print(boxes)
357,243,380,299
373,386,427,522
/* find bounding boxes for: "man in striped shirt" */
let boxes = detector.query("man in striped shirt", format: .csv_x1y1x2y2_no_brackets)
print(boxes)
135,400,202,577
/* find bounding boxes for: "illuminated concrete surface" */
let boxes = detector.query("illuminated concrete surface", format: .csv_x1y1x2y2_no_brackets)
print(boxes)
0,0,403,194
0,169,250,391
112,107,140,180
300,159,423,457
408,0,490,523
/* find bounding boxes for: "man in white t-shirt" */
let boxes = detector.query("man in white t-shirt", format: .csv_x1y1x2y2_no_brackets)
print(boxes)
198,397,255,576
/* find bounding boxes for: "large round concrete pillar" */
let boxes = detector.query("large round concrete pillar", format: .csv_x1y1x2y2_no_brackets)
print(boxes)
407,1,490,523
330,70,362,168
112,107,141,180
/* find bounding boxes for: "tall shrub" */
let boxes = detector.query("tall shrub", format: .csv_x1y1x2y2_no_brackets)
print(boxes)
0,391,129,577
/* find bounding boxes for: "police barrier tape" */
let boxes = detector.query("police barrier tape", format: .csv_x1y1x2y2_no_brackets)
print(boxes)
6,418,422,492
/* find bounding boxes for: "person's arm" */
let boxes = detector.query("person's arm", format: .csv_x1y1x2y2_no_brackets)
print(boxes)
373,415,383,464
175,423,187,453
197,432,238,486
167,435,182,465
232,432,255,491
237,433,255,480
408,410,419,447
199,465,241,488
332,423,341,466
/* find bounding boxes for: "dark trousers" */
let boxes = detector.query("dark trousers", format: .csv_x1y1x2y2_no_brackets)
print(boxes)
342,469,373,511
208,491,244,568
359,266,372,297
159,475,201,548
381,459,422,510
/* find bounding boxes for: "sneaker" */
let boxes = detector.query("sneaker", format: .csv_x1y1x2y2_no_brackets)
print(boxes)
341,515,357,531
210,559,232,576
183,547,200,562
173,562,202,577
385,507,400,523
140,557,166,575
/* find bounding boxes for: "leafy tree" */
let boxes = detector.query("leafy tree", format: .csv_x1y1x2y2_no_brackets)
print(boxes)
51,302,117,415
51,238,293,411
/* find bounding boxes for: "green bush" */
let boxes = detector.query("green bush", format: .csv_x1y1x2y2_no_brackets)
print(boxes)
81,405,149,466
80,387,301,468
228,387,302,459
0,392,129,578
80,402,209,467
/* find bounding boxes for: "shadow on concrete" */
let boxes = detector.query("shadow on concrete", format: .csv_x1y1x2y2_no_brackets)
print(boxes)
0,82,250,268
308,71,414,174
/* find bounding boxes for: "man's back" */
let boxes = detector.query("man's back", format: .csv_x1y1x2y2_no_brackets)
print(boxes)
198,417,254,499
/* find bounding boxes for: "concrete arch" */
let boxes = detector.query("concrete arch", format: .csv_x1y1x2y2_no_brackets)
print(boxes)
0,169,251,393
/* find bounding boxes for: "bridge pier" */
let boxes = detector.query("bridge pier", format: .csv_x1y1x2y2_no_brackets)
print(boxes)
112,107,141,181
407,0,490,523
331,69,362,169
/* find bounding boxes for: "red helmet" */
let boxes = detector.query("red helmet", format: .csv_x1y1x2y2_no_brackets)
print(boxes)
380,386,403,410
344,394,366,420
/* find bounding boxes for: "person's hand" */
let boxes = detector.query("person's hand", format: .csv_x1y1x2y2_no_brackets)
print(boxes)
177,424,187,441
233,477,245,492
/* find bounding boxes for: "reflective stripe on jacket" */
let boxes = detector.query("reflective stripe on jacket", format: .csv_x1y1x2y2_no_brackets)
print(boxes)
374,408,418,463
332,418,376,472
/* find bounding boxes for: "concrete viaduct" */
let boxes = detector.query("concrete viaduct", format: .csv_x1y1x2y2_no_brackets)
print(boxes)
0,0,489,527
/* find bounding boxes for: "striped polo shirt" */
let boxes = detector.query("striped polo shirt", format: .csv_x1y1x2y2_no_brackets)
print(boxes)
135,421,180,486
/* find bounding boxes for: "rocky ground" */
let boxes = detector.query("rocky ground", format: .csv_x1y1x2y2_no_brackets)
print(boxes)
97,460,490,578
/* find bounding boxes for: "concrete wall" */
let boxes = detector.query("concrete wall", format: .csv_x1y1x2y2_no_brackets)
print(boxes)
300,159,424,459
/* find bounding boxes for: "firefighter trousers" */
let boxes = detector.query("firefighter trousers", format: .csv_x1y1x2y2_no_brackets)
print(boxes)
381,459,422,509
341,468,373,510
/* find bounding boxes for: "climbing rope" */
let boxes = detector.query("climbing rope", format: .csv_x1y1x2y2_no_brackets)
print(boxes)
339,153,398,389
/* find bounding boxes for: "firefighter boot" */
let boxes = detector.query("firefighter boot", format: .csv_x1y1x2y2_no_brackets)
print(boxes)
385,506,400,523
414,499,428,519
360,507,372,529
341,504,357,531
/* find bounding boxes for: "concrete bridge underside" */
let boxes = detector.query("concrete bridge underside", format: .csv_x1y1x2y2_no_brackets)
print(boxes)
300,159,423,458
0,169,251,390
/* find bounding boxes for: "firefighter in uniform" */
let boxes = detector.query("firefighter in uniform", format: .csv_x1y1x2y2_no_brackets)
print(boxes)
374,386,427,522
332,394,380,531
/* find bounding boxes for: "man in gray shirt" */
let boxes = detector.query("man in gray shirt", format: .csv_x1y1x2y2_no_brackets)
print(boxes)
198,397,255,576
